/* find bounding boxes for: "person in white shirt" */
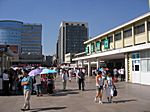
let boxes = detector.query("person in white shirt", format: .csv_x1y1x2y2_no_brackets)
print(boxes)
105,72,115,103
35,74,42,96
61,69,68,90
2,70,10,96
68,69,72,82
118,67,125,81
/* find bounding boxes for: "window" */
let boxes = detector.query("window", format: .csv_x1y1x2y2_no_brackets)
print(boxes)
132,53,140,59
134,24,145,35
123,28,132,38
108,36,113,42
148,59,150,71
147,22,150,31
101,39,105,45
141,59,147,72
114,32,121,41
135,65,139,71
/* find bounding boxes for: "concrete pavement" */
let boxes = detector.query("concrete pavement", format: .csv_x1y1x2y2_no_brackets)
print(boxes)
0,76,150,112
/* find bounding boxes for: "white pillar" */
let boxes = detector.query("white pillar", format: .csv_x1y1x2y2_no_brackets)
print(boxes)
112,33,115,49
121,29,124,48
88,60,91,76
81,60,84,68
76,61,79,68
96,58,100,70
132,25,135,46
145,19,149,43
125,53,128,82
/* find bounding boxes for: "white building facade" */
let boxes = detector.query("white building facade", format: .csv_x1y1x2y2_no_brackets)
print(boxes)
73,12,150,85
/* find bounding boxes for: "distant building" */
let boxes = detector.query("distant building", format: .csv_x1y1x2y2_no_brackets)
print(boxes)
0,20,43,66
0,20,22,54
19,24,43,65
42,55,53,67
57,21,89,64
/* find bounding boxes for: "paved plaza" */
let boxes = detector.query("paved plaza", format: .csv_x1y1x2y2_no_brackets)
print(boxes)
0,76,150,112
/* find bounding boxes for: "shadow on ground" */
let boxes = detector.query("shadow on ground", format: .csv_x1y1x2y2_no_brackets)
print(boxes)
30,106,67,112
103,99,137,104
50,89,79,96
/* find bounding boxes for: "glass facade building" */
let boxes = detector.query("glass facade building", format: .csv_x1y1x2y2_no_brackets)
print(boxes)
0,20,42,65
21,24,42,55
0,20,23,52
20,24,42,61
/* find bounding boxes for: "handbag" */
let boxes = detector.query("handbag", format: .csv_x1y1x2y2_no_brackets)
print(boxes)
113,88,118,96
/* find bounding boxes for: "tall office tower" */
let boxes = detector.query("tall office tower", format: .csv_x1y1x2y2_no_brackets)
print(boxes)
0,20,23,55
0,20,42,65
57,21,89,63
20,24,42,64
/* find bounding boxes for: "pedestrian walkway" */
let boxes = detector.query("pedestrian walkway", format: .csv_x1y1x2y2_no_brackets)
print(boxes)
0,76,150,112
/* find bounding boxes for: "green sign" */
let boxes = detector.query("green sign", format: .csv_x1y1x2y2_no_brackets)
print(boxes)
104,39,109,49
96,41,101,51
85,46,89,54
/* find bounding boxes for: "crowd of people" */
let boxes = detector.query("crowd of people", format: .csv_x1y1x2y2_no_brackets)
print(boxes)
1,66,124,111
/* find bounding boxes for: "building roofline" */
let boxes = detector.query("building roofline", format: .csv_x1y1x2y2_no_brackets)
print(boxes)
0,20,23,24
24,23,42,26
84,11,150,44
60,21,88,28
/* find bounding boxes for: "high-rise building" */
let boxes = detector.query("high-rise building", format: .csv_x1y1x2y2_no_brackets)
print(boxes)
0,20,23,54
20,24,42,63
0,20,43,66
57,21,89,63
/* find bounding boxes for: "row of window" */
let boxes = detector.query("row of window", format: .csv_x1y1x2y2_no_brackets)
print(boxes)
65,23,85,27
141,59,150,72
86,22,150,54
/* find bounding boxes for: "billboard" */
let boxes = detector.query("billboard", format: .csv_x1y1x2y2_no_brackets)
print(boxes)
0,45,18,54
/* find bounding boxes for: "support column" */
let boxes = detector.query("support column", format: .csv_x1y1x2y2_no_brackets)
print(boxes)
87,60,91,77
112,33,115,50
81,60,84,68
121,29,124,48
145,19,149,43
96,58,100,70
125,53,128,82
132,25,135,46
76,60,79,68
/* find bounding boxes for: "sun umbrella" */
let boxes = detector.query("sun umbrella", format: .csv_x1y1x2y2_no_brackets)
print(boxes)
49,69,57,74
40,68,57,74
28,68,42,76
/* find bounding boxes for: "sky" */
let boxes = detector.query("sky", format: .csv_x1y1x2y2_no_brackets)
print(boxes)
0,0,149,56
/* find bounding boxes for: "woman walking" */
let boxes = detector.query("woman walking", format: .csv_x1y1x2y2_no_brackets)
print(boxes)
105,72,115,103
94,71,104,104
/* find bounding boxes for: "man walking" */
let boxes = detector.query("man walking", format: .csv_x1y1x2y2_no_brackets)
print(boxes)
77,69,85,91
21,69,32,111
